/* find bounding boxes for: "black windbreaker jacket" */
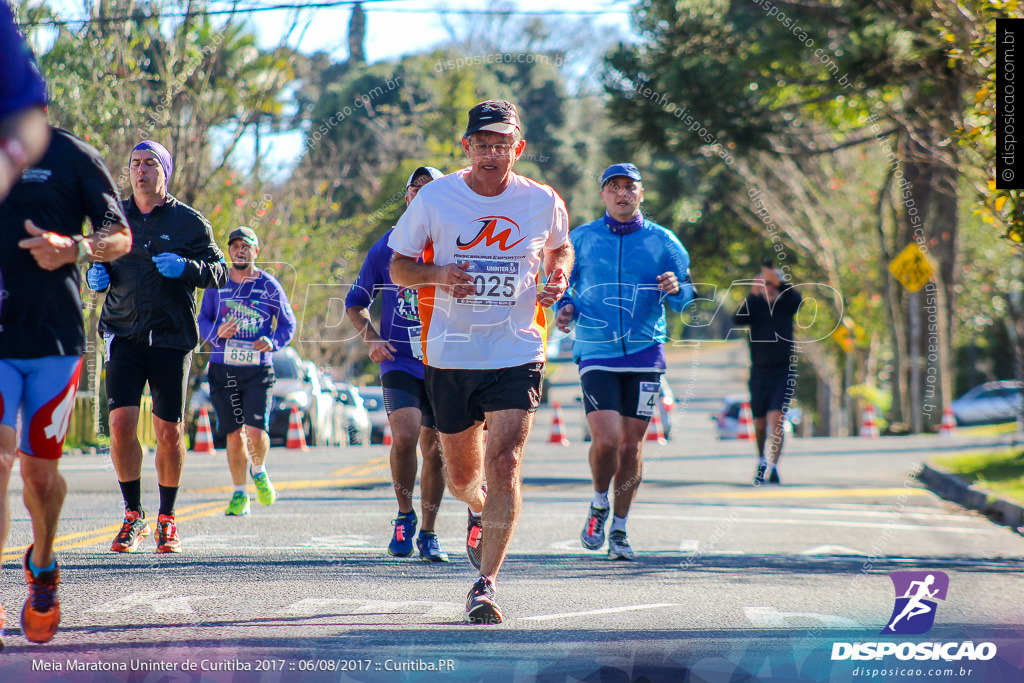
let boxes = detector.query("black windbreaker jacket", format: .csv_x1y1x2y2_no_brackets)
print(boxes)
98,194,227,350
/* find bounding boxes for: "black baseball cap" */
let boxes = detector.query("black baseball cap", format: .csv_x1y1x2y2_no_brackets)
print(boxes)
228,226,259,249
464,100,520,138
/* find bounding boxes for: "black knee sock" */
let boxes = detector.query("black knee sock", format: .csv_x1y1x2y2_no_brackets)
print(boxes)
158,485,178,518
119,478,143,513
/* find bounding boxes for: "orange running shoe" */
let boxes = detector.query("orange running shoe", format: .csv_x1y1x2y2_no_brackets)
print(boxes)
22,546,60,643
155,514,181,553
110,510,151,553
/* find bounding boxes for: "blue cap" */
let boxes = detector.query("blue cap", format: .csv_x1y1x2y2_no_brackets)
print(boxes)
406,166,444,188
601,163,642,186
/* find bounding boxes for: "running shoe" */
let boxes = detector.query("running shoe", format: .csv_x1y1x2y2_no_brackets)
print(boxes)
416,531,450,562
466,509,483,569
607,529,635,561
224,492,251,516
0,603,5,649
155,514,181,553
252,470,277,506
110,509,151,553
580,504,610,550
21,546,60,643
753,463,767,486
465,576,502,624
768,467,781,485
388,511,417,557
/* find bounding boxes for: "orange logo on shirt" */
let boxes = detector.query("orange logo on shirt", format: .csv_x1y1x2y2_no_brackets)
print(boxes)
456,216,527,251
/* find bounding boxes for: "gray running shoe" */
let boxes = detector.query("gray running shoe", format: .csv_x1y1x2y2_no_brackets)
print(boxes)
607,529,635,561
580,505,610,550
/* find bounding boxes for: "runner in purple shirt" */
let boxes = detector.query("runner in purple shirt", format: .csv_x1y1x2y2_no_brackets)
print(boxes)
345,166,449,562
198,227,296,517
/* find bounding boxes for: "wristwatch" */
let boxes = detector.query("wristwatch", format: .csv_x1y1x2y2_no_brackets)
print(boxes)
72,235,93,265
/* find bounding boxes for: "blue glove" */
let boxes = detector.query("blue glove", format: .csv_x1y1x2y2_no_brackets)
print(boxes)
86,263,109,291
153,252,187,278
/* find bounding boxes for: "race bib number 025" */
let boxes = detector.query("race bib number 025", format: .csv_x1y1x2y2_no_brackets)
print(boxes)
224,339,260,366
456,260,520,307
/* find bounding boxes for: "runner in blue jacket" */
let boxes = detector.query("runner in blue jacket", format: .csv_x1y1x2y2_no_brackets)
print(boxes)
345,166,449,562
555,163,695,560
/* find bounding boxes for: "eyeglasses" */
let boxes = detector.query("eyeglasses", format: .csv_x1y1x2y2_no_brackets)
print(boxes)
468,142,515,156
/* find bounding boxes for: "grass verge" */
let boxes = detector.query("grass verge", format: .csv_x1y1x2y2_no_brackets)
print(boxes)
932,447,1024,507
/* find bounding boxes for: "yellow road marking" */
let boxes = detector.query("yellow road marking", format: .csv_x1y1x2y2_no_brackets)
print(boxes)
683,487,930,500
3,471,392,561
331,456,387,477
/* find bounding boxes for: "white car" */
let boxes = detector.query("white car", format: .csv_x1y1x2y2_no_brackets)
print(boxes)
268,349,335,447
951,380,1024,426
357,386,389,444
333,383,372,446
712,394,801,440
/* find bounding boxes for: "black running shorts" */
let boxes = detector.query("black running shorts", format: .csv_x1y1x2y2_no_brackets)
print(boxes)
580,369,661,421
208,362,275,435
748,365,796,418
105,336,192,422
381,370,437,430
424,362,544,434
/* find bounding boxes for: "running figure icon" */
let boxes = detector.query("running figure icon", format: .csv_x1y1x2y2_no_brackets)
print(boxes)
887,574,938,631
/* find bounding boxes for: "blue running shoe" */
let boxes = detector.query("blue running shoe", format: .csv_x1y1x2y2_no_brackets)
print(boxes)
417,531,450,562
388,511,417,557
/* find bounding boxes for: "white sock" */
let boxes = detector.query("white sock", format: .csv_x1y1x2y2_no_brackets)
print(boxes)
251,464,267,477
591,490,610,510
234,484,247,495
610,515,627,533
759,457,768,466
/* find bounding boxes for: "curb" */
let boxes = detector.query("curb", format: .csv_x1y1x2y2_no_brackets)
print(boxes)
919,463,1024,534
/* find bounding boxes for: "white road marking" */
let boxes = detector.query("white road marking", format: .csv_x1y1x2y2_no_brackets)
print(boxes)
744,606,863,628
87,591,220,615
522,603,680,622
679,540,701,552
801,545,868,556
283,598,461,618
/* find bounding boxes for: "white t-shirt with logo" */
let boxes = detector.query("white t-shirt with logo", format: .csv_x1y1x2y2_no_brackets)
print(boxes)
388,169,570,370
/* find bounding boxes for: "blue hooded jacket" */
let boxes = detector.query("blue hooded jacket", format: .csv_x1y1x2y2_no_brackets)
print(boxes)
557,217,695,364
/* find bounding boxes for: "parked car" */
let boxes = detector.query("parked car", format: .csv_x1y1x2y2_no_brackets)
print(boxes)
268,348,335,447
578,376,675,442
712,394,802,440
333,382,372,445
358,385,389,444
951,380,1024,426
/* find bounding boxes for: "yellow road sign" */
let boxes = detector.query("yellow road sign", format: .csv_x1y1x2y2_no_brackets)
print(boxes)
888,243,935,292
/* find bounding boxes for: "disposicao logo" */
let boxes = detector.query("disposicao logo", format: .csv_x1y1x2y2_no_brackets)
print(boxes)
456,216,526,251
831,570,997,663
882,570,948,635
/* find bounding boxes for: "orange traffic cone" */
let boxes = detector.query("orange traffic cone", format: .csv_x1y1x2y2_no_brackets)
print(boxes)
286,406,309,450
646,409,667,445
382,419,393,446
859,404,880,438
939,407,957,438
737,401,754,440
548,403,570,446
192,407,216,454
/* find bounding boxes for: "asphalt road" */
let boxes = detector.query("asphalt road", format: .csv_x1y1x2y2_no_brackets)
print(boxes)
1,342,1022,683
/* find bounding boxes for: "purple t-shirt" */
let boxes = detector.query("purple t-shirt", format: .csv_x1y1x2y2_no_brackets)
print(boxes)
344,228,426,379
578,343,667,376
0,5,47,118
198,270,296,366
